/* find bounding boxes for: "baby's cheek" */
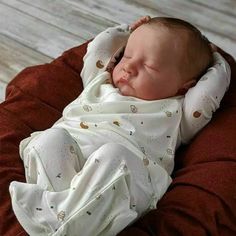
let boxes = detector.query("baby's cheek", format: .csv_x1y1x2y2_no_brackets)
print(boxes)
138,81,158,100
112,66,120,84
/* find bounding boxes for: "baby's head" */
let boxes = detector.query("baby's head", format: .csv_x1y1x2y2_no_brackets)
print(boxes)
112,17,213,100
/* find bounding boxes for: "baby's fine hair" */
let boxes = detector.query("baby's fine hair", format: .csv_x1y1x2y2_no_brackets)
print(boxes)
147,17,213,81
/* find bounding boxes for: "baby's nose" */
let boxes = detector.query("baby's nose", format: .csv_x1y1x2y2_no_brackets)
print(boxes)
123,62,137,76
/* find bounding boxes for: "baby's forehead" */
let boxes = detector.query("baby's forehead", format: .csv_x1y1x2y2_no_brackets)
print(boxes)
149,25,191,50
126,24,193,61
145,22,193,39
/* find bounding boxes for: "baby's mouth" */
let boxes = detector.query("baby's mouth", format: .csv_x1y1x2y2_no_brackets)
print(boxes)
118,77,129,84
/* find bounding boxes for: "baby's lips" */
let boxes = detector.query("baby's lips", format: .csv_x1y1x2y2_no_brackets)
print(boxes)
118,77,129,84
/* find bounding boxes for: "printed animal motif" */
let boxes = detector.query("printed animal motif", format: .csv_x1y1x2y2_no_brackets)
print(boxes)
113,121,120,126
165,111,172,117
83,105,92,112
130,105,138,113
70,145,75,154
193,110,202,118
96,60,104,69
57,210,66,221
80,122,89,129
143,156,149,166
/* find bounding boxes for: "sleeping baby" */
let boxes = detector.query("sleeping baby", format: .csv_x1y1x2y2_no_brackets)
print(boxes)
9,16,231,236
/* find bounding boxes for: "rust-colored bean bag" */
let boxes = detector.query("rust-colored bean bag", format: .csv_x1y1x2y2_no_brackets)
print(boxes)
0,41,235,236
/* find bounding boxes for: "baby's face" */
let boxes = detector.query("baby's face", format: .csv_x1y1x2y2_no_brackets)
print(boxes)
112,25,185,100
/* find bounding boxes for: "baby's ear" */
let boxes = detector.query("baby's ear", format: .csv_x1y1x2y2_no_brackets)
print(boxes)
176,79,196,95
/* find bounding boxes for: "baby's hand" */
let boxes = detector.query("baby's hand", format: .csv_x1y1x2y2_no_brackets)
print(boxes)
130,15,151,32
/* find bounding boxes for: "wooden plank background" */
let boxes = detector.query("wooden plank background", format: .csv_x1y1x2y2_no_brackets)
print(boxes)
0,0,235,102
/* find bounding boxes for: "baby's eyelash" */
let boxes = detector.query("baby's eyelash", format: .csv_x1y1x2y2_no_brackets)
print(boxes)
144,64,158,72
123,55,131,59
144,64,153,69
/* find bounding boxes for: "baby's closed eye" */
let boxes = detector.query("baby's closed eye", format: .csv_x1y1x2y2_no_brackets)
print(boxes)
144,63,159,72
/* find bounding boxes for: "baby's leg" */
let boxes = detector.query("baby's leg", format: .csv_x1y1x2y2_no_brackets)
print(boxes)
10,143,171,236
21,127,85,191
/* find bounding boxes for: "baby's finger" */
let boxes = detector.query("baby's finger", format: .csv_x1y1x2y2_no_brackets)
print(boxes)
130,15,151,31
142,15,151,23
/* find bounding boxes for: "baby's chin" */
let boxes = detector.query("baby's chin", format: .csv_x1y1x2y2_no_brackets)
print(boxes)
119,87,163,100
117,85,135,97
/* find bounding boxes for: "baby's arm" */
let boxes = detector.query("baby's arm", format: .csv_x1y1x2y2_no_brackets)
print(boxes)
180,52,231,143
80,24,130,87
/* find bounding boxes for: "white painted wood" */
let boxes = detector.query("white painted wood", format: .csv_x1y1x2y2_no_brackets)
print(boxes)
0,33,52,101
0,33,52,83
0,81,7,103
189,0,236,17
2,0,113,39
64,0,162,24
0,3,84,59
65,0,236,37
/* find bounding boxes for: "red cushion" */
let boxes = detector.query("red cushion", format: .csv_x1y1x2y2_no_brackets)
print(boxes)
0,42,235,236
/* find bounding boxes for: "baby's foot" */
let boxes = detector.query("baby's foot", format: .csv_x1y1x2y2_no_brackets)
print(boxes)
9,181,58,235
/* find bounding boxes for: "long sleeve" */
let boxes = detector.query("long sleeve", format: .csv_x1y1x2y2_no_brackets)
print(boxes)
180,52,231,144
80,24,130,88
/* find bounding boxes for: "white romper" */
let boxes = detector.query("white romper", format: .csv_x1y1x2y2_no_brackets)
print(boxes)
9,24,231,236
